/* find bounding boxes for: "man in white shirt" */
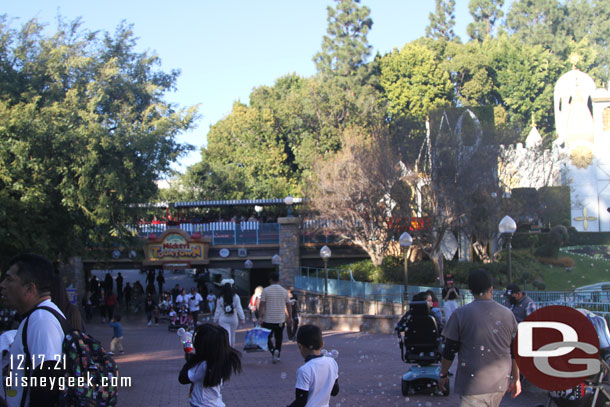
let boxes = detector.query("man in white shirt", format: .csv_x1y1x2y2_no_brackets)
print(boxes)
258,272,292,363
175,288,187,309
0,254,66,407
187,288,204,326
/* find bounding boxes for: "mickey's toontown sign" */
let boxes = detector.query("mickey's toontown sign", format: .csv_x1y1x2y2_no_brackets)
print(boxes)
143,228,210,267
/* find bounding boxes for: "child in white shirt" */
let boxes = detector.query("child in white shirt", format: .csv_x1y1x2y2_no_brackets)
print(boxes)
287,324,339,407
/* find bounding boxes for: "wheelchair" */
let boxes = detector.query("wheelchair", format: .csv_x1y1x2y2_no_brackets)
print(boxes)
543,309,610,407
395,301,449,397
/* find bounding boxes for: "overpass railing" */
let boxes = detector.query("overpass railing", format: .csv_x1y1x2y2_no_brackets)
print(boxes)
129,221,345,245
130,222,280,245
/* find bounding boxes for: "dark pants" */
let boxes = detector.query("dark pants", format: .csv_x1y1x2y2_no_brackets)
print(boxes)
107,305,115,321
191,310,199,325
262,322,285,356
287,317,299,340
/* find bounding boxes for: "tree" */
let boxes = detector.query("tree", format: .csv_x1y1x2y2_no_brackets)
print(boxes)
379,40,453,127
447,35,565,141
506,0,571,56
467,0,505,41
505,0,610,82
0,18,195,264
308,124,411,267
426,0,458,42
406,107,501,284
311,0,382,152
378,40,453,162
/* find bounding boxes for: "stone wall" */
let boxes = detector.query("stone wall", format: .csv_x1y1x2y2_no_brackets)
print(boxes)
278,216,301,288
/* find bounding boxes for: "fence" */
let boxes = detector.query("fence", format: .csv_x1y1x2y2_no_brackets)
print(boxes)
128,222,280,245
296,268,442,304
295,267,610,319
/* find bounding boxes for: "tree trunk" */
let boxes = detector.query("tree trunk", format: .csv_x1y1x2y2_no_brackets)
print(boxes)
430,250,445,287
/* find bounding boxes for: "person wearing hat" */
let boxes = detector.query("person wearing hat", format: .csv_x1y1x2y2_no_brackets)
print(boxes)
505,283,537,323
442,274,460,301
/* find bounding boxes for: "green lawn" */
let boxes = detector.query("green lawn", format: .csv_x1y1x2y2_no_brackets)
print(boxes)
537,246,610,291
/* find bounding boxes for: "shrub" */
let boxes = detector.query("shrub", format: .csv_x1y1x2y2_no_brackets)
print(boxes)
535,225,569,258
536,256,575,267
568,230,610,246
512,233,539,250
532,280,546,290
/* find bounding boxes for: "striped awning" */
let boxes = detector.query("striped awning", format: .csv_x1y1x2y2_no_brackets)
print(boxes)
173,198,306,208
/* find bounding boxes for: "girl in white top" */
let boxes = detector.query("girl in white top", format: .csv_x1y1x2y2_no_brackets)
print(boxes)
178,323,242,407
213,283,245,346
443,288,459,324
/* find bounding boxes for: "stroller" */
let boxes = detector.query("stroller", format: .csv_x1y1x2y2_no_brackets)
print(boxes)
168,306,188,332
545,309,610,407
395,301,449,396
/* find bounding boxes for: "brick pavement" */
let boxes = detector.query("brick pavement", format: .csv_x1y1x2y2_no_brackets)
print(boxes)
86,314,549,407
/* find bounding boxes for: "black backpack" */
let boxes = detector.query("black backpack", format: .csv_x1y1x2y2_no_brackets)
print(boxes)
21,306,119,407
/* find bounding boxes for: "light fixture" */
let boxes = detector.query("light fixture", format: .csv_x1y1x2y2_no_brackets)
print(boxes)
284,195,294,216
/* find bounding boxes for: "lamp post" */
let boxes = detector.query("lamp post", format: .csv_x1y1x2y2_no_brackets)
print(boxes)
271,254,281,276
320,245,332,314
254,205,263,219
319,245,332,296
284,195,294,217
399,232,413,303
499,215,517,284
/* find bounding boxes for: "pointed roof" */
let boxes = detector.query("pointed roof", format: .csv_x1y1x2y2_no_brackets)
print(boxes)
525,125,542,149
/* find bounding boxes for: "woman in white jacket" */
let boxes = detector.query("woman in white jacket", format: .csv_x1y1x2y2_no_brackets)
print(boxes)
213,281,245,346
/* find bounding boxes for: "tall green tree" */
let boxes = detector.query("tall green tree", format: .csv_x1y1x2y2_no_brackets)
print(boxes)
199,74,311,201
0,17,195,264
426,0,458,42
311,0,381,153
467,0,505,41
378,40,453,161
506,0,571,56
313,0,373,77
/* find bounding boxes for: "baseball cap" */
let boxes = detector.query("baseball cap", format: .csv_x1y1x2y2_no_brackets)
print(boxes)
505,283,521,296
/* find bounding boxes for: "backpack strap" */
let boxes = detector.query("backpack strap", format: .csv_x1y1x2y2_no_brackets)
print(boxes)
19,305,68,407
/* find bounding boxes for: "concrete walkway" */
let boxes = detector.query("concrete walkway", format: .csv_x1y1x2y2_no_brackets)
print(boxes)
85,314,548,407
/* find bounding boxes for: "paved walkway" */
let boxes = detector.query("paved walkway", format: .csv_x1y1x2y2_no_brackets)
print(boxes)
86,315,548,407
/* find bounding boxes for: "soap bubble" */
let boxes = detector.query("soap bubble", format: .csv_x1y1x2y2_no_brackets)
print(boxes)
321,349,328,356
329,349,339,359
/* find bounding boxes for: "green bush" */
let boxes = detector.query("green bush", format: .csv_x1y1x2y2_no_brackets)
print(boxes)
538,186,571,227
568,230,610,246
336,256,439,285
534,225,569,258
512,233,539,250
338,248,551,290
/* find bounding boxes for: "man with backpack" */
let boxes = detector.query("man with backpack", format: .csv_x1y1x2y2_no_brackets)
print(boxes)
0,253,65,407
0,253,119,407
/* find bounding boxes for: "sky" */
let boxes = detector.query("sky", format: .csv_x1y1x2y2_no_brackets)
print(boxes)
5,1,505,173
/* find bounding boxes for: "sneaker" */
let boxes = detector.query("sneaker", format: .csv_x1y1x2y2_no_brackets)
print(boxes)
147,321,152,327
273,349,280,363
108,351,114,355
119,351,125,355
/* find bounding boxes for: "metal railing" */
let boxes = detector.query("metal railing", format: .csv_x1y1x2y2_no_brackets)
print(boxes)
128,222,281,245
295,268,610,319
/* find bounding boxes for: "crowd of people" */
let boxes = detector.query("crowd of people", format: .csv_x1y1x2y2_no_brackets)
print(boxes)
0,251,543,407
